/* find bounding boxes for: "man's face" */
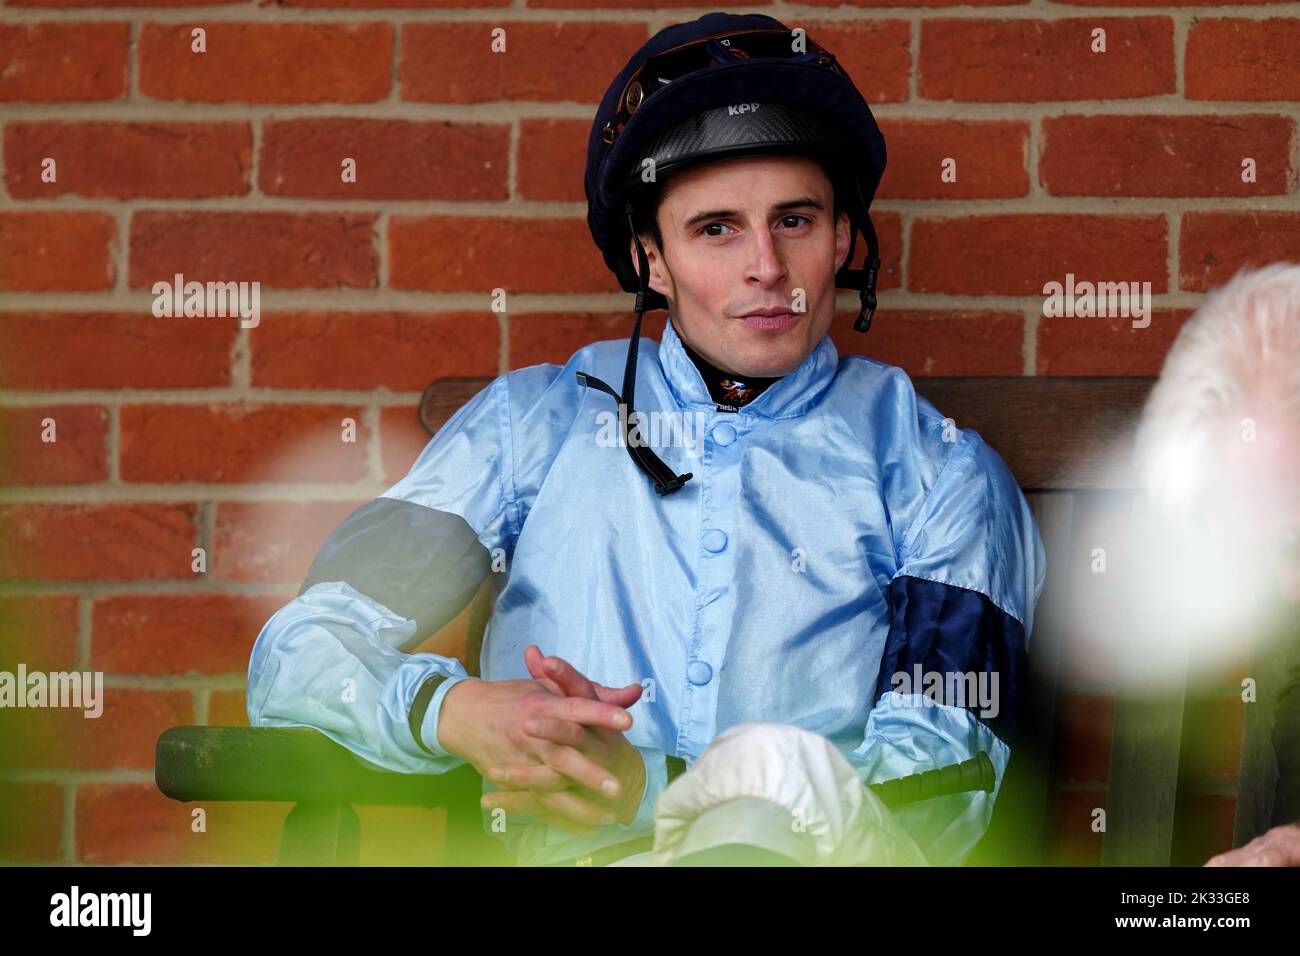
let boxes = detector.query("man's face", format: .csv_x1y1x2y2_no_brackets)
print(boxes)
628,154,852,379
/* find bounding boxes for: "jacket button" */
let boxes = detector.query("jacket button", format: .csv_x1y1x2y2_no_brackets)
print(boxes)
712,422,736,446
702,529,727,553
687,660,713,685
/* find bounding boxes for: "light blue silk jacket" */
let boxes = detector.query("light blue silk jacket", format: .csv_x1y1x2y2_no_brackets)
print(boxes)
247,317,1047,866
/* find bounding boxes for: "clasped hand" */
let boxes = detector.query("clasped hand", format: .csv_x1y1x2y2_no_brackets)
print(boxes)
438,644,647,836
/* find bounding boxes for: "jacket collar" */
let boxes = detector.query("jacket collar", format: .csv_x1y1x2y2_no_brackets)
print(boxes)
656,315,839,421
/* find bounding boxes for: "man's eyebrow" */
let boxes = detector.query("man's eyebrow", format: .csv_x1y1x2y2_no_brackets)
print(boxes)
680,197,825,231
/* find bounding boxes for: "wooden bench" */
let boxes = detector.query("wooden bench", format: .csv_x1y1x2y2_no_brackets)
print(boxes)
154,373,1293,865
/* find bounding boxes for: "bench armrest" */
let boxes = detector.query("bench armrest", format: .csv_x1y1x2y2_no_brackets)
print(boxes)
155,726,483,807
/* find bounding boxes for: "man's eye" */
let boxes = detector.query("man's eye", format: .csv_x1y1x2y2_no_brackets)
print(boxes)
702,215,811,236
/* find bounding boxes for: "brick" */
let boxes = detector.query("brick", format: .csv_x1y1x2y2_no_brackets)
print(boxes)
804,0,1022,5
250,312,499,391
0,212,115,292
804,19,913,104
0,782,63,862
0,503,197,582
13,0,240,6
3,688,191,770
1053,693,1114,784
207,688,250,727
92,594,288,675
830,308,1025,376
0,312,235,391
213,500,369,584
508,311,667,369
528,0,745,8
0,405,109,485
909,214,1167,295
517,119,591,202
851,211,903,291
0,595,79,671
389,216,614,294
875,119,1029,199
920,18,1175,102
139,22,392,103
281,0,505,7
1179,212,1300,292
119,402,371,484
1055,0,1293,6
0,23,129,102
380,404,434,487
400,21,647,103
260,119,508,200
1040,115,1295,197
1186,19,1300,101
76,783,287,864
128,211,379,290
1037,309,1194,376
4,122,252,199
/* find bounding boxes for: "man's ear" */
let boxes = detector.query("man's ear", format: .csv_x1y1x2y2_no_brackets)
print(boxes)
833,209,853,275
628,233,672,301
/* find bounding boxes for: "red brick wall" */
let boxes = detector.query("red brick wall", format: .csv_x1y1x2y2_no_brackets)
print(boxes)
1,3,1295,865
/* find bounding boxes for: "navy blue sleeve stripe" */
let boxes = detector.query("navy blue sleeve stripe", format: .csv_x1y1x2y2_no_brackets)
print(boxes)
873,574,1028,745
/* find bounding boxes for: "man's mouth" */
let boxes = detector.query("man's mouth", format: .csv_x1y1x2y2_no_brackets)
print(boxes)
737,309,800,332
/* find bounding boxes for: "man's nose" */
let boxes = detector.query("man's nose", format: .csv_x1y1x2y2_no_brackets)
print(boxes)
746,228,788,288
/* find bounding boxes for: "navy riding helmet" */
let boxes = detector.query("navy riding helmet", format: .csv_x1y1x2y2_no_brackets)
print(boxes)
578,12,889,496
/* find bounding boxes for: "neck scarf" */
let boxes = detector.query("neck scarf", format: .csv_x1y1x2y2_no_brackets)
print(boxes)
678,336,782,412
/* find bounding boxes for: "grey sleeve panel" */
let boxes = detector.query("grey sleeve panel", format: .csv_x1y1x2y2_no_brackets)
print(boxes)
297,496,492,654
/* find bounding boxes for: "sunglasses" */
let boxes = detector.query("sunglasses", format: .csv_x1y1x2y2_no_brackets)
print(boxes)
600,28,849,146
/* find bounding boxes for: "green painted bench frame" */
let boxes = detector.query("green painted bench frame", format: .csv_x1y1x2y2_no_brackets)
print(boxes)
154,374,1292,865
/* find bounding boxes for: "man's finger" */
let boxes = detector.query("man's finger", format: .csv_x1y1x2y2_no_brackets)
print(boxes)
543,694,633,734
481,789,596,836
524,715,588,748
541,654,600,700
523,645,566,696
594,682,646,708
533,787,620,828
526,645,645,710
533,737,623,798
483,762,569,792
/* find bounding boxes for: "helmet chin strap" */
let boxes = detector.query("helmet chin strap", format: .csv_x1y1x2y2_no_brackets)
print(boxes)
574,201,694,497
838,177,881,334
